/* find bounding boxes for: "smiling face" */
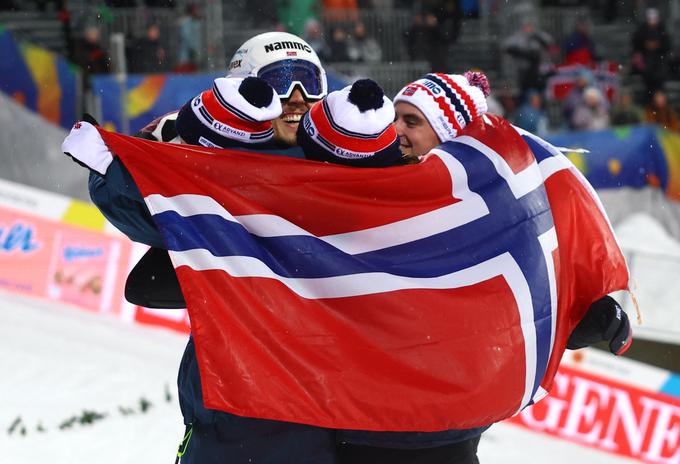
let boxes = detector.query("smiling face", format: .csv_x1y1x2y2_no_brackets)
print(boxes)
394,102,440,159
272,87,316,147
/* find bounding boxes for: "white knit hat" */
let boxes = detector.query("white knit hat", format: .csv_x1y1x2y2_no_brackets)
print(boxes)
393,71,491,143
297,79,401,167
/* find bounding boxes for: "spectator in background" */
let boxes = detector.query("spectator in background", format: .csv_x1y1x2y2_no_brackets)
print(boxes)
515,90,549,137
611,88,642,126
328,25,350,62
460,0,480,18
563,68,594,129
405,9,447,70
106,0,136,6
571,86,610,131
0,0,18,10
433,0,462,51
562,18,598,66
502,18,555,100
277,0,318,37
303,18,331,63
485,92,505,117
246,0,278,28
632,7,671,99
495,82,518,119
404,2,461,70
175,3,202,73
347,21,382,63
143,0,176,6
127,22,168,73
601,0,619,23
644,89,680,132
322,0,358,23
71,25,110,88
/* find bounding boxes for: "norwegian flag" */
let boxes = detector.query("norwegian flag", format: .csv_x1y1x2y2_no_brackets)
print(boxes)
99,114,628,431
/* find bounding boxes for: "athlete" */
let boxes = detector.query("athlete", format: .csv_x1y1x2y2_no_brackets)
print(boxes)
67,32,339,464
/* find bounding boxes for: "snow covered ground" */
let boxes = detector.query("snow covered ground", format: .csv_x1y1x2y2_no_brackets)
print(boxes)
611,213,680,345
2,291,186,463
2,290,641,464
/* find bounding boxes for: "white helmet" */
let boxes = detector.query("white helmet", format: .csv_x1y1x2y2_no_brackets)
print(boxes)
227,31,327,101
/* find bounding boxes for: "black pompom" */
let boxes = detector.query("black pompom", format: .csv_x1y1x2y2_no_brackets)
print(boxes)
348,79,384,112
239,77,274,108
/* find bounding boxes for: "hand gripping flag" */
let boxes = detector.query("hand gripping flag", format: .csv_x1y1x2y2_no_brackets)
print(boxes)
99,114,629,431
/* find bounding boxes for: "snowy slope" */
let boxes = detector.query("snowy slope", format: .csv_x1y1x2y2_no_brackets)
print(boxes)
478,424,638,463
2,290,642,464
613,213,680,345
2,290,186,463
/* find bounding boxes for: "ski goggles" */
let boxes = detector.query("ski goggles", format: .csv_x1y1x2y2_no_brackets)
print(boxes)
256,59,327,101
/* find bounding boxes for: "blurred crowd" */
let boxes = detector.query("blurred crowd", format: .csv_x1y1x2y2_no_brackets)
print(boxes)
499,4,680,136
68,2,201,78
3,0,680,134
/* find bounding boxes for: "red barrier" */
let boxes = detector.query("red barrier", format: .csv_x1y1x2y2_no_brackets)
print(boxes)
133,305,190,334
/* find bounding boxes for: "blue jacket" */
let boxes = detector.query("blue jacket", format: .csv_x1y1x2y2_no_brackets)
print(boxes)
89,159,163,247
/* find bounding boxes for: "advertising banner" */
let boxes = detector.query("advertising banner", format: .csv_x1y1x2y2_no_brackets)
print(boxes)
547,126,680,203
92,73,221,134
509,349,680,462
0,204,131,314
0,27,79,130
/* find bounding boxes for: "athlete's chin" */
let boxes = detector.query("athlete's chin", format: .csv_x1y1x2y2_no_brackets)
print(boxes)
273,121,299,147
399,145,413,157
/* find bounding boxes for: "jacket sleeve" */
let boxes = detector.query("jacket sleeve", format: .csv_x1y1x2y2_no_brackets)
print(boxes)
88,158,165,248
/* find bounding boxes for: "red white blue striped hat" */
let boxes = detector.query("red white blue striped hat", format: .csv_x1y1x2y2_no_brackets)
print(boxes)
297,79,401,167
394,71,490,143
176,76,282,148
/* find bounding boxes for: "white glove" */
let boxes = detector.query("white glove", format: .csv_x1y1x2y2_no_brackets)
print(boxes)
61,121,113,175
